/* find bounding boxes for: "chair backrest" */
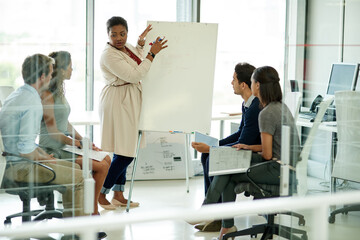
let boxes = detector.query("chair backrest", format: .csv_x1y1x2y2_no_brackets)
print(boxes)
0,130,7,187
332,91,360,182
0,86,15,107
284,92,302,121
296,97,334,196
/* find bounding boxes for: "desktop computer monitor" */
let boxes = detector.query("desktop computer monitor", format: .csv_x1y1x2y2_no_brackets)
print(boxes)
326,63,359,97
290,79,299,92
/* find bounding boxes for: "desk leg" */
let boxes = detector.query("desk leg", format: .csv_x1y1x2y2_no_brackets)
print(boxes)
330,132,337,194
86,125,93,142
220,120,224,140
184,133,190,193
126,130,142,213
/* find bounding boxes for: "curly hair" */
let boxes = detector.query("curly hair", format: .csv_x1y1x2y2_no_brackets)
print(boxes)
47,51,71,99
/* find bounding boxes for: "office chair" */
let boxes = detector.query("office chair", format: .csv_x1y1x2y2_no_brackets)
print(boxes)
329,91,360,223
223,162,308,240
0,131,65,224
223,99,334,240
0,86,15,107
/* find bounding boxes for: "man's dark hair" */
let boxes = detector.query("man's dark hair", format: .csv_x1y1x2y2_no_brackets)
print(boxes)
234,62,256,88
107,16,128,34
22,54,53,85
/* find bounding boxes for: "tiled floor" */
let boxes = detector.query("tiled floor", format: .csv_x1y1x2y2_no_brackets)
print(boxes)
1,176,360,240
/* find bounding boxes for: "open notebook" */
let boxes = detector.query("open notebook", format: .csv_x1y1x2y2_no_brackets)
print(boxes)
209,146,252,176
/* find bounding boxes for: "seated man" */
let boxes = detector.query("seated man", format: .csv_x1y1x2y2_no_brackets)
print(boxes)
0,54,85,218
191,62,261,231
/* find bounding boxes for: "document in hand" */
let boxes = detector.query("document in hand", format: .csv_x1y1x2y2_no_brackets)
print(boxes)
62,145,110,162
209,146,252,176
194,131,219,147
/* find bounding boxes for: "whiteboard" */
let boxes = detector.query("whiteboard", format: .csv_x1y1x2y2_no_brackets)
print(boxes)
139,21,218,134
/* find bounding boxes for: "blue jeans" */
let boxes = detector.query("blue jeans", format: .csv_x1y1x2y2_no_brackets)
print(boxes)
101,154,133,194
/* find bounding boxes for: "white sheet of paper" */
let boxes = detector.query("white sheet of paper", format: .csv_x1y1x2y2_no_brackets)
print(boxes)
194,131,219,147
209,146,252,176
62,145,109,162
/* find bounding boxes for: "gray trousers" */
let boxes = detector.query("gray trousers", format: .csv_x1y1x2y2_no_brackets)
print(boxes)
203,153,280,228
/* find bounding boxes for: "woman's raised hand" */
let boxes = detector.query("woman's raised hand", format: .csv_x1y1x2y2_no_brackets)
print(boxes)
138,24,153,47
150,36,168,55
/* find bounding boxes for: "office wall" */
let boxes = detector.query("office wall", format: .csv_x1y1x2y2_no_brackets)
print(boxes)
343,0,360,63
304,0,342,105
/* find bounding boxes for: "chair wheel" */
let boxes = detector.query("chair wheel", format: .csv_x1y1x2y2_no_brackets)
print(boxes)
298,218,306,226
328,215,335,224
251,234,257,238
4,219,11,224
301,234,308,240
344,211,348,215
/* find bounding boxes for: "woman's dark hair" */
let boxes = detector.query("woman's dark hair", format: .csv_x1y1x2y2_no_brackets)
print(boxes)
252,66,282,106
48,51,71,98
234,62,256,88
107,16,128,34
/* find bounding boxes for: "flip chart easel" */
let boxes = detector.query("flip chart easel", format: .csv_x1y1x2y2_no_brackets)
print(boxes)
126,21,218,212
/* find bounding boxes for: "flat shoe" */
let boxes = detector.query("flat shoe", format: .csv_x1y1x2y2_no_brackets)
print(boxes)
111,198,140,207
187,220,211,226
97,232,107,239
99,203,117,210
194,223,206,230
202,220,222,232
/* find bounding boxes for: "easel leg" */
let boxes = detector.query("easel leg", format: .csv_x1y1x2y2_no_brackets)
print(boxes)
185,133,190,193
126,130,143,213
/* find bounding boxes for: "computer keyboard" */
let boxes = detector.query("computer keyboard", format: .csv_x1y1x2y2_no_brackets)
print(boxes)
299,112,335,122
299,112,317,119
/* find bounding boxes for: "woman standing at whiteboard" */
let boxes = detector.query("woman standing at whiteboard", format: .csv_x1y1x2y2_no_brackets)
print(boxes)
98,16,168,209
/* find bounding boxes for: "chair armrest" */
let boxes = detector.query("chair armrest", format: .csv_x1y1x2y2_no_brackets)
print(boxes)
2,152,56,184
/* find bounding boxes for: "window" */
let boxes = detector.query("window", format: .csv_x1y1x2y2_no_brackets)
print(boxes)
201,0,286,115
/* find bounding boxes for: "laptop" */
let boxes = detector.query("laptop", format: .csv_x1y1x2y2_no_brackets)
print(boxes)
209,146,252,176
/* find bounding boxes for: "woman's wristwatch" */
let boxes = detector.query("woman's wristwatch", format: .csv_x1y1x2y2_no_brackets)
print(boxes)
148,51,156,58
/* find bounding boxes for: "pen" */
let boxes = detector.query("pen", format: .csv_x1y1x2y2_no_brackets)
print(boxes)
149,38,163,46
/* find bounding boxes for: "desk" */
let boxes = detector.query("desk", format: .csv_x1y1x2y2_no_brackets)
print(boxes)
69,111,243,138
69,111,99,126
296,118,337,133
212,114,242,139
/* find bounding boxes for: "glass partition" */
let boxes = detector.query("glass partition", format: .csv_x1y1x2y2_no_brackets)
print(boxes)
0,1,89,233
282,0,360,239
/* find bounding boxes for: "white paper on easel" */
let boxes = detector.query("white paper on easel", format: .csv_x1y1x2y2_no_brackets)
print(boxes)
126,132,193,180
209,147,252,176
62,145,109,162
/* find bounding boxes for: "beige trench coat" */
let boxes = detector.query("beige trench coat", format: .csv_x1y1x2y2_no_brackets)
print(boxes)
99,43,152,157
